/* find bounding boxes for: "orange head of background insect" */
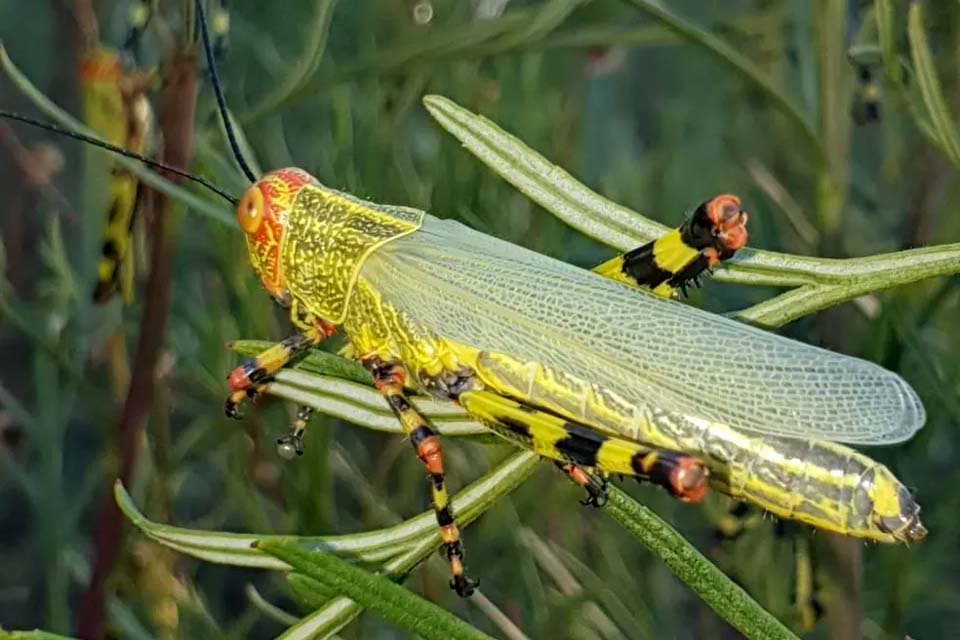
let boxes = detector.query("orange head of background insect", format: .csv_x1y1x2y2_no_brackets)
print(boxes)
234,167,315,303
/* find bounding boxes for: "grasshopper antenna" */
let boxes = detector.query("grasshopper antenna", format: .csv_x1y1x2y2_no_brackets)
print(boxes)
195,0,257,184
0,109,238,205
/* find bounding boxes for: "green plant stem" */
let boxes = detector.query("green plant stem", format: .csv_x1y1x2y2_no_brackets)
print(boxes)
423,95,960,327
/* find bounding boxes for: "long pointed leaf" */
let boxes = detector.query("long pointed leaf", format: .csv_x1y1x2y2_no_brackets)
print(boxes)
258,538,496,640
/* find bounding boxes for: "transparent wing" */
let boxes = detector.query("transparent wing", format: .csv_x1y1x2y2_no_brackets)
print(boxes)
361,217,925,445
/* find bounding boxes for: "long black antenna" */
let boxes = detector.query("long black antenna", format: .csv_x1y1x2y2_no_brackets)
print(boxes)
0,109,239,205
196,0,257,183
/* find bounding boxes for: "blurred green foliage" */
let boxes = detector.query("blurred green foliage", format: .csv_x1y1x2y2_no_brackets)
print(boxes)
0,1,958,638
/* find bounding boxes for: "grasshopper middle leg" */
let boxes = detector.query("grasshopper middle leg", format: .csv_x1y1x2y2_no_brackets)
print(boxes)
367,358,478,597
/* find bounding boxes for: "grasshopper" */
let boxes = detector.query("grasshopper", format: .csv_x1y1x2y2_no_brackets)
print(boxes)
0,0,926,598
80,44,153,304
191,0,923,594
186,1,925,599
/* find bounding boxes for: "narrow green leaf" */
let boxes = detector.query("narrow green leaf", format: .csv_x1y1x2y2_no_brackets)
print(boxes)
231,340,372,384
422,93,819,287
257,539,496,640
287,9,531,107
734,243,960,327
279,536,448,639
875,0,950,155
485,0,591,51
0,632,80,640
907,1,960,167
423,94,960,328
287,573,337,609
622,0,823,162
603,486,798,640
874,0,902,85
241,0,339,124
278,586,358,640
116,452,538,568
245,584,300,626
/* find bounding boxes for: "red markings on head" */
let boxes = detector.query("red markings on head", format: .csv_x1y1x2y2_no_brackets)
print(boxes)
237,168,315,298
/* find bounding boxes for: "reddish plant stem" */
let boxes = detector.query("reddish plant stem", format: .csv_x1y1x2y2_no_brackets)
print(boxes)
74,49,198,640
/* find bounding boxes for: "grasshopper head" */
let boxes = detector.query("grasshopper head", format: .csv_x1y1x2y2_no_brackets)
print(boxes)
235,167,315,301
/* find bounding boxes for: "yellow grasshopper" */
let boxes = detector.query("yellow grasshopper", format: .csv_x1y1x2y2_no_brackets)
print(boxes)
203,0,924,596
0,0,927,598
80,44,153,304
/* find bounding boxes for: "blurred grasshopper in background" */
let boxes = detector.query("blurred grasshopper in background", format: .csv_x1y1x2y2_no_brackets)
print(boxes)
80,40,153,304
0,0,927,600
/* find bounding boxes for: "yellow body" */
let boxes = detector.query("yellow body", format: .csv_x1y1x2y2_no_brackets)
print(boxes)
81,46,152,303
246,175,925,544
345,274,914,541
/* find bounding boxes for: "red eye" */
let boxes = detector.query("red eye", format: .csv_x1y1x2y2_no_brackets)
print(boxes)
237,185,264,234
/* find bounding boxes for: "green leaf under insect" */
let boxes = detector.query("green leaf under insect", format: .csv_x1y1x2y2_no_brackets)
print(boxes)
257,538,496,640
223,344,799,639
116,452,538,637
604,485,798,640
422,94,960,328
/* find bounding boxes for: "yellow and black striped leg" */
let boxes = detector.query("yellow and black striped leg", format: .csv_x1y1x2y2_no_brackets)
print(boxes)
459,390,709,503
593,195,748,298
368,359,477,597
276,405,313,460
557,462,608,507
225,321,336,419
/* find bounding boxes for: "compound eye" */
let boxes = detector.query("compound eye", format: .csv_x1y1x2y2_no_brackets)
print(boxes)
237,185,264,234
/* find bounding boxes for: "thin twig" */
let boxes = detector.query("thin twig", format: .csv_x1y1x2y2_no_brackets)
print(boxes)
74,43,198,640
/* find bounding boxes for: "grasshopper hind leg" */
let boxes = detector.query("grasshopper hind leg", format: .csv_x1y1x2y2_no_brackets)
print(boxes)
367,358,478,597
458,390,709,503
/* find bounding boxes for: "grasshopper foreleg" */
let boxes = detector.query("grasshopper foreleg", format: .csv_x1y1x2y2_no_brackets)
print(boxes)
366,358,478,598
225,320,336,419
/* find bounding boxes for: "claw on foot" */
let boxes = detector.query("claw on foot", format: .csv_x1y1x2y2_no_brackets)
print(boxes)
276,431,304,460
579,473,608,508
449,573,478,598
276,405,313,459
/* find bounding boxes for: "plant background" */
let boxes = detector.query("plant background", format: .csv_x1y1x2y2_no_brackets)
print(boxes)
0,0,958,638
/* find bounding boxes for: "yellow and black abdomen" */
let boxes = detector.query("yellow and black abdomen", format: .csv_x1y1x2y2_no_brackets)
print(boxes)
468,351,923,544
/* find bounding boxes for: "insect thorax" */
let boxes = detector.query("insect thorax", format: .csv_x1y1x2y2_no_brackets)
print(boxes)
280,184,424,323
